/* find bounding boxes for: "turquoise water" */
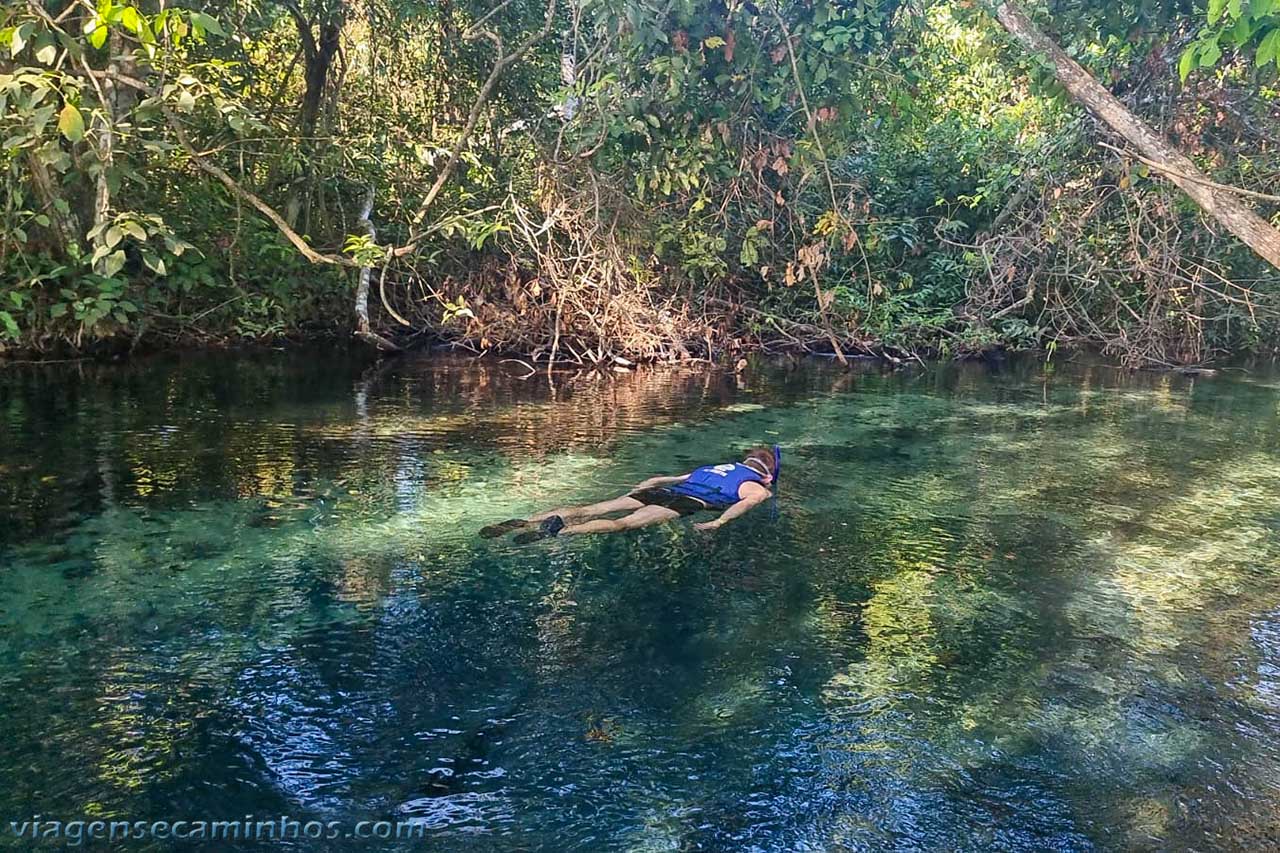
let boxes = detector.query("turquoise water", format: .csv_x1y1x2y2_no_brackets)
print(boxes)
2,352,1280,850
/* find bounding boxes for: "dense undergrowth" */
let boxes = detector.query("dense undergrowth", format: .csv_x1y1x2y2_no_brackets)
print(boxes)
2,0,1279,366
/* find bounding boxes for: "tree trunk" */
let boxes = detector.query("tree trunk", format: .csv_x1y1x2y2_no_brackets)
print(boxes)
299,21,340,142
996,1,1280,272
23,152,82,256
285,8,343,229
90,33,122,275
352,186,400,351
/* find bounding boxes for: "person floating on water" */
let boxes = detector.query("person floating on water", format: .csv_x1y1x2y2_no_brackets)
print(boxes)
482,446,781,544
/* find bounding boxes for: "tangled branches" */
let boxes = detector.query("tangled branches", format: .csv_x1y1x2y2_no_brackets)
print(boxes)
371,167,712,365
961,142,1278,367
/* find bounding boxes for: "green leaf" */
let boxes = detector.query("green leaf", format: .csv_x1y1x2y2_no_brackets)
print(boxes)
1209,0,1229,24
0,310,19,339
89,22,108,50
1225,17,1250,47
1199,40,1223,68
57,103,84,142
703,36,726,49
105,225,124,247
10,22,33,57
177,89,195,113
121,220,147,241
1179,45,1198,81
34,34,57,65
141,252,166,275
188,12,226,38
1229,0,1244,18
103,249,127,278
1259,28,1280,66
120,7,141,34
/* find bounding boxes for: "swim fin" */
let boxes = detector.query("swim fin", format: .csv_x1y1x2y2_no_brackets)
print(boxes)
480,518,528,538
513,516,565,545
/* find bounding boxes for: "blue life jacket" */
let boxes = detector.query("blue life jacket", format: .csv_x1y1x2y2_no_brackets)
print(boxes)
669,463,766,509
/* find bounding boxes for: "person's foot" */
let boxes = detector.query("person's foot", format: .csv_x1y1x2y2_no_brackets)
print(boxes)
513,515,565,545
480,518,528,538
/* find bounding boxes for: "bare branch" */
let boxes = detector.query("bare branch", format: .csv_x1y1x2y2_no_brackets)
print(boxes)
395,0,558,255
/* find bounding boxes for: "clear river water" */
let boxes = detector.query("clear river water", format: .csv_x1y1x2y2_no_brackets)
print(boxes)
2,352,1279,851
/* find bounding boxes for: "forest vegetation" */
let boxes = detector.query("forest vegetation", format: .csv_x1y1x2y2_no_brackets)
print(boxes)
2,0,1280,366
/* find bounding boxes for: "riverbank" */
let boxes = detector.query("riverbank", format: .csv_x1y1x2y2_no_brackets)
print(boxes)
4,329,1271,382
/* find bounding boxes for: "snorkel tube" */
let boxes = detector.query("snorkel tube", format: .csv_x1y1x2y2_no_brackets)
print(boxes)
770,444,782,520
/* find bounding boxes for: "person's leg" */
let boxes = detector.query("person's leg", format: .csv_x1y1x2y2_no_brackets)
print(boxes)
485,495,646,539
563,505,681,536
527,495,642,524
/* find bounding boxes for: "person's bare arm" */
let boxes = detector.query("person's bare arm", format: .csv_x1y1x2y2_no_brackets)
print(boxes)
693,488,772,531
633,473,690,490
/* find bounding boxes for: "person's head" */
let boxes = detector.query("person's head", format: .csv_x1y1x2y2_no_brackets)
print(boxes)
742,447,776,484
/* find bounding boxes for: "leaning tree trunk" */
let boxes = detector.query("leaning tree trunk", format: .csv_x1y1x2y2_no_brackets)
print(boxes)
996,1,1280,272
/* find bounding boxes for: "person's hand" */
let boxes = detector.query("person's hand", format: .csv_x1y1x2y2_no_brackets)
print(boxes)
693,520,721,532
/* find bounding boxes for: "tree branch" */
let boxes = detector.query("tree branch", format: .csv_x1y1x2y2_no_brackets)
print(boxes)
395,0,557,255
88,70,356,267
1098,141,1280,205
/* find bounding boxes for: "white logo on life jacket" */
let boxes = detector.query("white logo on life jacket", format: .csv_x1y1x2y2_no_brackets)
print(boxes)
708,464,737,476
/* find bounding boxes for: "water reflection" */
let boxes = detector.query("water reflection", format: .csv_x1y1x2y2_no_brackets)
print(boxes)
1,352,1280,850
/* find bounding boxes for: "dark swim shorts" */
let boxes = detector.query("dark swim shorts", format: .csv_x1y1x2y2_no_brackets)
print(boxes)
630,487,709,516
